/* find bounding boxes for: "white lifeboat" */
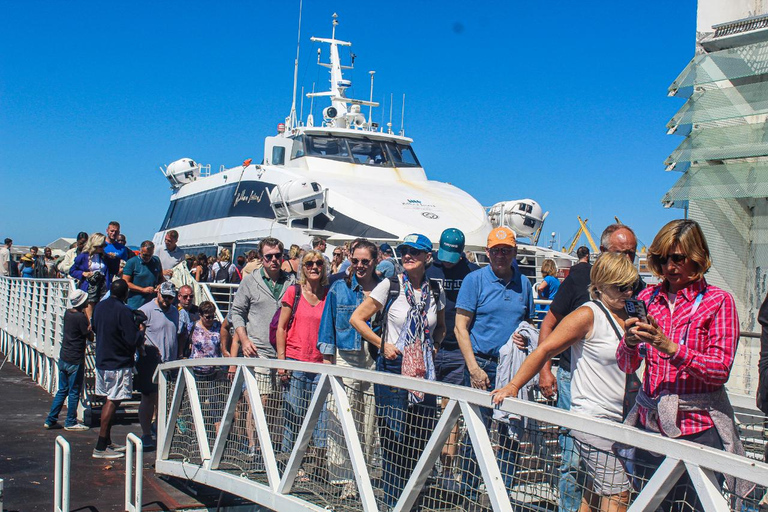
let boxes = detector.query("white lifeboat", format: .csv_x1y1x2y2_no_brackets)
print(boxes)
268,180,334,229
161,158,201,189
488,199,546,238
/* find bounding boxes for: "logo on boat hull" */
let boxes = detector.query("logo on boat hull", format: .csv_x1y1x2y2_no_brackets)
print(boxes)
422,212,439,220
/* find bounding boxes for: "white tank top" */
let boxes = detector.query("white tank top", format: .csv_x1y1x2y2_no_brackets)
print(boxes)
570,301,626,423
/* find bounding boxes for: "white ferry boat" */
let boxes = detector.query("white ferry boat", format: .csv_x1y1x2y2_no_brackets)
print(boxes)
152,14,574,273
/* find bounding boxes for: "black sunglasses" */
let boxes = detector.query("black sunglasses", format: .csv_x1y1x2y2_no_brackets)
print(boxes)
398,246,425,257
262,253,282,261
653,253,686,265
350,258,371,266
613,249,637,261
202,314,216,320
304,260,324,268
615,284,633,293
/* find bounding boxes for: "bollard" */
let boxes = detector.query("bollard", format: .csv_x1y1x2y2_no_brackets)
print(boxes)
125,433,143,512
54,436,70,512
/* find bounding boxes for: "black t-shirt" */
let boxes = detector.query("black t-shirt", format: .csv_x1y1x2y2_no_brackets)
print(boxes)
59,310,90,364
549,261,592,371
426,255,479,349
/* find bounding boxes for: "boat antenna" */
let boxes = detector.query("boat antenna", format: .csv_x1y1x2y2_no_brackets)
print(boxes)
368,71,376,127
400,93,405,136
387,92,393,134
299,86,305,125
309,82,316,118
288,0,304,130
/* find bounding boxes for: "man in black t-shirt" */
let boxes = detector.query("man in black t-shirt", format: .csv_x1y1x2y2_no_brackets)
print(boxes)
44,289,93,431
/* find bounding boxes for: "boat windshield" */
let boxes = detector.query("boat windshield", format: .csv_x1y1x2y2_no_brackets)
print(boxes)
292,135,421,167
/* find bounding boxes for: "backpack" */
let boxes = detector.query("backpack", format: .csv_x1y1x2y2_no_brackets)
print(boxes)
368,275,442,359
213,262,231,283
268,283,302,348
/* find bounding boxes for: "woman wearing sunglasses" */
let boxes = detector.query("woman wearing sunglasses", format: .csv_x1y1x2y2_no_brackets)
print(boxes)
317,239,381,498
618,219,745,510
492,253,638,512
276,249,329,481
188,301,225,430
350,233,446,510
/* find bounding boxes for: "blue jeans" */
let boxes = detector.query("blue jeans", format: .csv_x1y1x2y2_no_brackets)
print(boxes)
375,355,437,507
459,355,519,492
46,361,84,427
282,368,327,452
557,366,582,512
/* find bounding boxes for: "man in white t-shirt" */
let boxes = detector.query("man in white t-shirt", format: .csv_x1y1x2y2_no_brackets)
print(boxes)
155,230,185,280
0,238,12,277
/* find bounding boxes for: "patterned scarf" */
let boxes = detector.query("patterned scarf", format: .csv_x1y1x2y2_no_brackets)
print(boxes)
396,273,436,403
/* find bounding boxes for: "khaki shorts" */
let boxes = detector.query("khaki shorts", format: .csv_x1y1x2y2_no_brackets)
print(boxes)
95,368,134,401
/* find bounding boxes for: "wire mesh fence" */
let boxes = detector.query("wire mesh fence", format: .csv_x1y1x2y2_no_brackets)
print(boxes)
157,360,768,512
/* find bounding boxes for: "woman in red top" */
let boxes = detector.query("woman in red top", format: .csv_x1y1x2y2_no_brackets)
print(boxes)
618,219,742,510
276,249,329,477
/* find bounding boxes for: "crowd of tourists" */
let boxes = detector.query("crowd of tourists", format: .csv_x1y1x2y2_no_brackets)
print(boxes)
1,216,760,511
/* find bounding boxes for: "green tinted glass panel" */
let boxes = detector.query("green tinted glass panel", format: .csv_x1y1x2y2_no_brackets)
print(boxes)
665,122,768,166
669,77,768,128
669,40,768,96
662,162,768,206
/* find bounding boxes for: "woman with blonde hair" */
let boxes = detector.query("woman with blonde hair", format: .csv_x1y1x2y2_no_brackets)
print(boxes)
537,258,560,319
210,248,234,283
619,219,745,510
70,233,111,320
281,244,301,276
276,249,330,480
493,252,638,512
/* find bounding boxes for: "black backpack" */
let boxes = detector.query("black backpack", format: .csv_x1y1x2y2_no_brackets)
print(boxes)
214,262,231,283
368,275,442,359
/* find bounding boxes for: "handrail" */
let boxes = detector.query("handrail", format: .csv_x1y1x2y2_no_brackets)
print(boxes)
54,436,70,512
125,433,143,512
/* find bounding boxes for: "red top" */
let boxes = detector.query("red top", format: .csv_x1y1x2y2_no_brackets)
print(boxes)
616,278,740,436
282,285,326,363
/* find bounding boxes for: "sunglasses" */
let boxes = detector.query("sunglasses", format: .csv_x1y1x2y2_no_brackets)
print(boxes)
654,253,686,265
304,260,324,268
178,294,192,299
614,249,637,261
614,284,633,294
202,314,216,320
262,253,282,261
350,258,371,266
489,247,515,256
398,246,426,257
333,252,343,256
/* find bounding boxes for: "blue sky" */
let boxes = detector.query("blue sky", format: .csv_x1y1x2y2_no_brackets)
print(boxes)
0,1,696,251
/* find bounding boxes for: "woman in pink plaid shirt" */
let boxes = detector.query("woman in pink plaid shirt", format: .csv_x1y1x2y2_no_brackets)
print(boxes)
618,219,745,511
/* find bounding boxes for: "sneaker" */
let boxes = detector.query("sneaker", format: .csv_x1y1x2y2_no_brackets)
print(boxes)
92,447,125,459
43,422,61,429
141,434,156,451
109,444,127,453
64,423,90,432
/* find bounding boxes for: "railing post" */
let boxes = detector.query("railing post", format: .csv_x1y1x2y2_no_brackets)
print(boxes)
125,433,143,512
54,435,70,512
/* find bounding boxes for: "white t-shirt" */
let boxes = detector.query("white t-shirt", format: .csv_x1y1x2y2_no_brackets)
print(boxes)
570,301,626,423
370,275,445,345
88,254,107,274
0,247,9,276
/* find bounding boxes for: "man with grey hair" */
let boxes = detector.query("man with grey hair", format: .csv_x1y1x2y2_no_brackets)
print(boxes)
123,240,163,310
538,223,641,512
156,230,185,280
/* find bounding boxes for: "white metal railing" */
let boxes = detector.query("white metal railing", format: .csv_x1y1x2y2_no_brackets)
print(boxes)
54,435,70,512
125,433,144,512
155,358,768,512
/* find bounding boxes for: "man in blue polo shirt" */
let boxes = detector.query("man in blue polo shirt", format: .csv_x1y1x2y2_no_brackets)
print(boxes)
455,226,534,494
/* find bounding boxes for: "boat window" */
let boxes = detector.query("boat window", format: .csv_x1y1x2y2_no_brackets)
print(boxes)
347,139,390,166
290,136,305,160
385,142,421,167
272,146,285,165
305,135,351,160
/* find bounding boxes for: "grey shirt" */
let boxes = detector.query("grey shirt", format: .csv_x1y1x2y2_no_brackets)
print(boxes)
139,299,180,362
156,246,186,279
230,269,295,358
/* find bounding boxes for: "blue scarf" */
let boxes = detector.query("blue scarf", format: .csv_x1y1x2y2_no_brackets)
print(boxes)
396,273,436,403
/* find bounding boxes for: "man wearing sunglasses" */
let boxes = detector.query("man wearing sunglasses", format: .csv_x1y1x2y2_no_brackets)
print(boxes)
455,226,534,492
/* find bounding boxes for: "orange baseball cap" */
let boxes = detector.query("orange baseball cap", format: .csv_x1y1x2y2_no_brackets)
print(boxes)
487,227,517,248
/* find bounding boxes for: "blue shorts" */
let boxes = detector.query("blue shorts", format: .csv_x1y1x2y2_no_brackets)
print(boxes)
435,347,465,386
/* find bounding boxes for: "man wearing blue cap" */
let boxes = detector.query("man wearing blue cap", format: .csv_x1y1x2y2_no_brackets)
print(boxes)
376,243,398,278
426,228,478,489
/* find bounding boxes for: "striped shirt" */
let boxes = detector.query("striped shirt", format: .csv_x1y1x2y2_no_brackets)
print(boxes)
616,278,740,436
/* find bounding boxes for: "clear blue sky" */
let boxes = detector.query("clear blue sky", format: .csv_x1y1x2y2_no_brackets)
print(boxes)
0,1,696,251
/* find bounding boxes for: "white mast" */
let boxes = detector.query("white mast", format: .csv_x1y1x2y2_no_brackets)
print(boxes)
287,0,303,130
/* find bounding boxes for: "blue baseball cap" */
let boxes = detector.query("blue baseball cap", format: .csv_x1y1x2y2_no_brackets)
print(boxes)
396,233,433,253
379,243,394,255
438,228,465,264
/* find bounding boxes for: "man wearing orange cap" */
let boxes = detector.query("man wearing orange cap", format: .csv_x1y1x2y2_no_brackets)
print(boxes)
454,226,534,493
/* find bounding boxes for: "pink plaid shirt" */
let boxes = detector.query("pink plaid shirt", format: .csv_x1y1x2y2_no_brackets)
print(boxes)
616,278,740,436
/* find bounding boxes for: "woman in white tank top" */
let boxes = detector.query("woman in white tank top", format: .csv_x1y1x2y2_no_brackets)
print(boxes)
492,253,638,512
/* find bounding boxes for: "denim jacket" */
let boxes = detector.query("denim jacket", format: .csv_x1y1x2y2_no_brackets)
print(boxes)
317,274,378,355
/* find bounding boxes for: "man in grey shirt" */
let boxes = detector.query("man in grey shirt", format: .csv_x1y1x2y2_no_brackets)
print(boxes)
155,230,185,280
230,237,295,394
136,281,180,449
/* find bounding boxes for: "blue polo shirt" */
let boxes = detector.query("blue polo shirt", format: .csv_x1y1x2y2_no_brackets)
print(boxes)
123,255,163,310
455,264,534,357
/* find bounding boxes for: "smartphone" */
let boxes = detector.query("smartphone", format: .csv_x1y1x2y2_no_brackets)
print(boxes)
624,298,648,323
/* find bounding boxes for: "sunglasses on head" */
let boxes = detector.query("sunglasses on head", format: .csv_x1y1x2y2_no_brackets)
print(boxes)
351,258,371,266
653,253,686,265
263,253,282,261
304,260,324,268
398,246,425,257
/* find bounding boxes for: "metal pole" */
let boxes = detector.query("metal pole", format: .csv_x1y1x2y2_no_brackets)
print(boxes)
54,435,70,512
125,433,144,512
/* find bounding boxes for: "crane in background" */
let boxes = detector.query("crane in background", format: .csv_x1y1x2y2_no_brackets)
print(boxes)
562,216,599,254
